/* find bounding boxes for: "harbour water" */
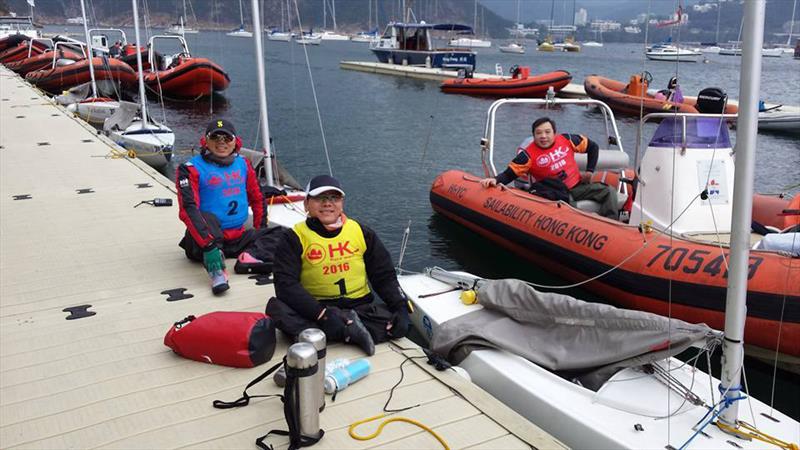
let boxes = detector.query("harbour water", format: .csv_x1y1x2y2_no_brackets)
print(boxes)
45,26,800,419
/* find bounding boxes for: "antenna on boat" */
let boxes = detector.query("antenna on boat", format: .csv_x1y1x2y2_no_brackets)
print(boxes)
249,0,276,188
78,0,98,99
131,0,148,130
718,0,765,431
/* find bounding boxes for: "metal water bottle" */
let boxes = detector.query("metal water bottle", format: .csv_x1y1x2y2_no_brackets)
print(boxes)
298,328,326,412
285,342,322,440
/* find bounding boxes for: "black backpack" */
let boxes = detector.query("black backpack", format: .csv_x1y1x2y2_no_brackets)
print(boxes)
529,177,570,203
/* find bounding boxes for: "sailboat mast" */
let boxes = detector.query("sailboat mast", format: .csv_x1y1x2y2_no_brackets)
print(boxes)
718,0,765,428
715,0,722,43
249,0,276,187
473,0,478,35
239,0,245,27
571,0,576,27
788,0,797,46
332,0,337,31
131,0,148,127
79,0,98,98
324,0,327,29
368,0,372,31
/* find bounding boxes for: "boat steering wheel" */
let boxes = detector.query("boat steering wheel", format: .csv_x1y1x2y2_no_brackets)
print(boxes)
641,71,653,86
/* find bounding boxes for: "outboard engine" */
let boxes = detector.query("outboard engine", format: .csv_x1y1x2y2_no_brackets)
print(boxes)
695,87,727,113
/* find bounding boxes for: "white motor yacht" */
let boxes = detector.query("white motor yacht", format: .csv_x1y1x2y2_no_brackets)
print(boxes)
318,30,349,41
498,42,525,54
448,37,491,48
646,44,700,62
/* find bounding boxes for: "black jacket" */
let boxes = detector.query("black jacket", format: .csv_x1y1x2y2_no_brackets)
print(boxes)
273,217,406,321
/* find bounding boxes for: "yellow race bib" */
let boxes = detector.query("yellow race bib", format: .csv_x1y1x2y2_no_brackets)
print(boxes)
293,219,371,300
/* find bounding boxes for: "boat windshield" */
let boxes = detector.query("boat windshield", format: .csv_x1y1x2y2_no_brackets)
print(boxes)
649,117,731,149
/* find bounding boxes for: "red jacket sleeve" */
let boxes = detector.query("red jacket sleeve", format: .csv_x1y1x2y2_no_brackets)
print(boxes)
244,158,266,228
176,163,215,248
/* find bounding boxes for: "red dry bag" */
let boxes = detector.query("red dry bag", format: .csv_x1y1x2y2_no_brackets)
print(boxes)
164,311,276,368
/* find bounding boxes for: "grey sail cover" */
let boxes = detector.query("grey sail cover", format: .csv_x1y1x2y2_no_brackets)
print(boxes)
103,101,139,132
54,82,91,106
431,279,717,390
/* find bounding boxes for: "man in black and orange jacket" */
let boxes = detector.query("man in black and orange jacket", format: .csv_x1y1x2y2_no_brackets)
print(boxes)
481,116,618,219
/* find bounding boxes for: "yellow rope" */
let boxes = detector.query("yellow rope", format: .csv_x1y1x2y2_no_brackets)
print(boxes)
715,420,799,450
348,413,450,450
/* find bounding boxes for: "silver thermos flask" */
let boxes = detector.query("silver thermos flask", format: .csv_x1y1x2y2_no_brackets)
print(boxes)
298,328,327,412
285,342,323,440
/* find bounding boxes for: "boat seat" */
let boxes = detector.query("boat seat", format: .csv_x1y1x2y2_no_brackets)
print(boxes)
575,191,628,215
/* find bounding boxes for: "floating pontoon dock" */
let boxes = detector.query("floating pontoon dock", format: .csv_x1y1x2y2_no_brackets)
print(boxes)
0,66,565,449
339,61,587,97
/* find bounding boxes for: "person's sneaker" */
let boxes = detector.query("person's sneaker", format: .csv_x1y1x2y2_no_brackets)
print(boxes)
343,310,375,356
209,269,230,295
234,252,271,274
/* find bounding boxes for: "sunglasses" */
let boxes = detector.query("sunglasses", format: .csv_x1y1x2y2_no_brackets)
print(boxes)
310,193,343,203
207,133,235,143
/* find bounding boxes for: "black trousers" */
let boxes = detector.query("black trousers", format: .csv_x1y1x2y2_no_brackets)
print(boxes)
179,212,284,265
265,296,393,344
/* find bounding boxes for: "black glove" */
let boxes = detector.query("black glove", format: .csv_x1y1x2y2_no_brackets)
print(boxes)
387,308,410,339
316,308,347,340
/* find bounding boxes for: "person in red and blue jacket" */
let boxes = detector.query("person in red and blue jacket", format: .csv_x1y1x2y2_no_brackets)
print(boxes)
176,118,282,295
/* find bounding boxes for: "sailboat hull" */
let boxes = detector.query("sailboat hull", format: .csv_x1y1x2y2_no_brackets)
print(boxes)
429,169,800,360
67,98,120,126
398,271,800,449
108,120,174,170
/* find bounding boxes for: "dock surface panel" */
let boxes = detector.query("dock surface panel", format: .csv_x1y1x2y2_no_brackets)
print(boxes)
0,66,565,450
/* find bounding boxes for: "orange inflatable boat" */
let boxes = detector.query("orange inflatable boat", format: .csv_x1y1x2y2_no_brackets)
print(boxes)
428,98,798,365
441,67,572,98
5,47,84,76
431,170,799,360
584,74,739,116
26,57,137,95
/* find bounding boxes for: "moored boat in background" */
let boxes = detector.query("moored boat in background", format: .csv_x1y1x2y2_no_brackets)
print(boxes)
141,35,229,99
584,73,739,116
498,42,525,54
370,22,477,71
5,44,83,76
441,67,571,98
645,44,700,62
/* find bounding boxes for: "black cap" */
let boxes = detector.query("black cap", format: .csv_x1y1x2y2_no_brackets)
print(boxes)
305,175,345,197
205,118,236,137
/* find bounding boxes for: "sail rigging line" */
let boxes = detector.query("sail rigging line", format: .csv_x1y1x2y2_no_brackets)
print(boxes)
85,0,124,102
141,0,168,126
592,349,712,420
445,187,705,291
740,361,760,430
291,0,334,177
